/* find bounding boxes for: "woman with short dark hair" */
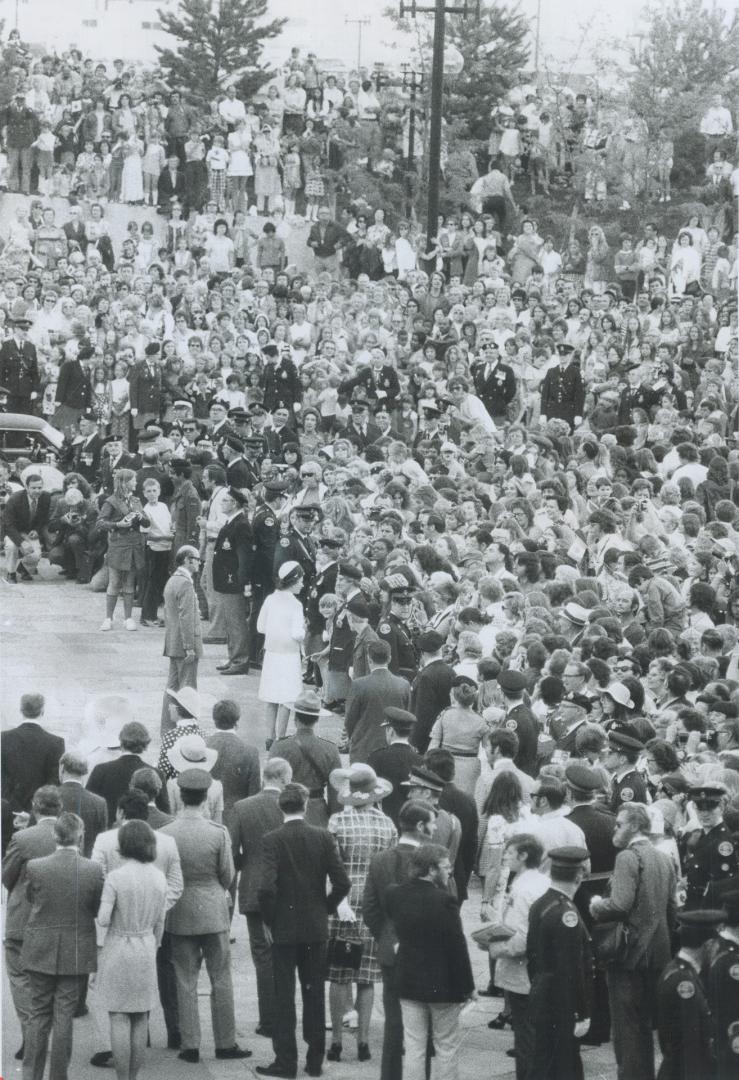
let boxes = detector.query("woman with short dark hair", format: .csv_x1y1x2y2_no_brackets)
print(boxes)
96,818,167,1080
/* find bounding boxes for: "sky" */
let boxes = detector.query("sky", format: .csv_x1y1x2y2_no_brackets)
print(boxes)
6,0,739,70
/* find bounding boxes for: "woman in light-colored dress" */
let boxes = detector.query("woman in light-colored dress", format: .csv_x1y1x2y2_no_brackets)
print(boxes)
257,560,306,746
96,820,167,1080
227,119,253,212
120,136,144,204
427,676,489,796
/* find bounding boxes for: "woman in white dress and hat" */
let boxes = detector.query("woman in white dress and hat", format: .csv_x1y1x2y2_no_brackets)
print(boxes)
325,764,397,1063
257,560,306,748
164,733,223,822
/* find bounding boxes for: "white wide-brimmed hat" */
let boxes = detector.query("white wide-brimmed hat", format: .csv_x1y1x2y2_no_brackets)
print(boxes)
329,764,393,807
166,734,217,775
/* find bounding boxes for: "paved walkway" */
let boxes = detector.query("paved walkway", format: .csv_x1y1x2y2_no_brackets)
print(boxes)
1,574,618,1079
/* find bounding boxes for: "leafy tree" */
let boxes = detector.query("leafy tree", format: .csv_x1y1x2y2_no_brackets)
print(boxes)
155,0,286,106
626,0,739,137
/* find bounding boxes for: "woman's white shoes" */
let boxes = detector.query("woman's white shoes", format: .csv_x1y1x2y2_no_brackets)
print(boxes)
100,618,113,632
125,618,138,632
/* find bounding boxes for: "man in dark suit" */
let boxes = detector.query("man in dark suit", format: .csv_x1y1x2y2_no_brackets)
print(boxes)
1,694,64,810
471,339,517,423
2,785,61,1052
22,812,104,1080
368,708,422,827
62,205,88,254
222,436,253,490
345,640,411,763
86,722,156,823
342,398,382,451
564,762,617,1046
425,749,479,905
410,630,455,753
206,699,260,828
68,410,104,484
58,752,108,857
257,782,350,1079
384,844,475,1080
0,314,39,413
99,437,141,495
53,348,92,434
362,801,436,1080
3,475,52,584
213,487,254,676
161,546,204,732
230,757,293,1038
157,154,187,213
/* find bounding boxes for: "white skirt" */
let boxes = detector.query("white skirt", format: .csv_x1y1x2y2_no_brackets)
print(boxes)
258,650,304,704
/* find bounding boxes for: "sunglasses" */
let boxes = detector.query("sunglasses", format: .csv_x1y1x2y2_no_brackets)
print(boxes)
693,799,720,810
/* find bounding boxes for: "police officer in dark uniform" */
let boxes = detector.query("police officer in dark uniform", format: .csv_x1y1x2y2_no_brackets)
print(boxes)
377,583,419,683
249,477,288,662
706,881,739,1080
498,669,539,777
222,436,253,490
323,561,364,707
655,909,720,1080
273,505,317,605
539,344,586,431
269,690,341,828
304,537,342,655
604,726,648,814
684,784,738,909
526,847,593,1080
240,437,264,488
413,404,446,451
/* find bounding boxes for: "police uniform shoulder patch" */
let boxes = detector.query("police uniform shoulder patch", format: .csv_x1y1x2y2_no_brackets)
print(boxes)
505,719,518,732
730,964,739,981
676,980,695,999
620,787,634,802
379,623,391,634
265,517,275,527
280,538,290,547
718,841,734,856
729,1021,739,1054
562,911,578,928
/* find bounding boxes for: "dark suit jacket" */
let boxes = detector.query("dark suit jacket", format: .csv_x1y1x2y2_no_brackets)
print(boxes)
21,848,104,974
2,491,53,550
58,781,108,858
343,418,382,451
230,787,284,913
62,219,88,253
0,721,64,812
258,819,350,943
1,817,58,939
439,782,478,903
362,841,417,966
128,362,162,414
368,742,422,827
157,166,186,208
385,879,474,1002
87,753,164,823
206,731,260,823
212,512,254,593
345,668,411,764
55,359,92,410
410,659,456,754
225,456,253,490
569,801,617,923
506,702,539,777
306,220,347,258
0,337,39,400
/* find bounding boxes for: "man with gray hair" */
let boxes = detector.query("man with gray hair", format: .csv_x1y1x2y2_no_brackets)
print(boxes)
230,758,293,1038
58,751,108,857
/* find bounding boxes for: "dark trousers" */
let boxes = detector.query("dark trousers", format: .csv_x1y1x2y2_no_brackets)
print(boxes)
156,931,180,1042
380,964,404,1080
606,967,656,1080
220,591,250,665
141,547,170,621
271,941,326,1075
246,912,276,1030
508,991,531,1080
23,970,85,1080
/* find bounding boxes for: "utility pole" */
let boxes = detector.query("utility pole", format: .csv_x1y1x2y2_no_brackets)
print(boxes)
345,16,370,78
400,0,478,253
401,64,425,217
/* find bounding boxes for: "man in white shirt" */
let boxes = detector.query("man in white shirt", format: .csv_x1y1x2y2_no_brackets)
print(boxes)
218,86,246,128
527,778,587,870
200,464,230,644
446,377,496,435
699,93,733,154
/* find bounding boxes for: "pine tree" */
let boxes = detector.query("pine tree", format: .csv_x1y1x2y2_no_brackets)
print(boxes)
155,0,286,106
445,2,530,141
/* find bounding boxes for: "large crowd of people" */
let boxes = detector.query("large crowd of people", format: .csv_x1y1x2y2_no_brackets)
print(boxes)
2,25,739,1080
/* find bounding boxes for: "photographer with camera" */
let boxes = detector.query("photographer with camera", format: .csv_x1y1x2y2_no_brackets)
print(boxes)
95,468,146,632
47,481,97,583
